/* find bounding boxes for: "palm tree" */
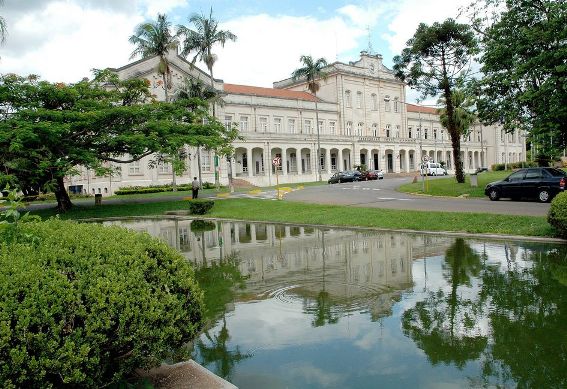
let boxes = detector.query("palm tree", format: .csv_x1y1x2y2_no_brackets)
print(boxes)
0,0,7,46
177,8,237,91
438,89,476,177
292,55,328,181
129,14,178,102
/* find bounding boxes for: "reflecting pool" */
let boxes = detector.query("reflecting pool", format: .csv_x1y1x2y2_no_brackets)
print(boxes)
104,218,567,388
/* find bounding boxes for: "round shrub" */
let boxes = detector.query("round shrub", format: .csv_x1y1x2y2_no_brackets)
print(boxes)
0,219,203,388
548,191,567,238
188,199,214,215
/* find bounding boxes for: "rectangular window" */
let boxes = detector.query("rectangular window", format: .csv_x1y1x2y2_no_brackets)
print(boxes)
304,120,312,134
433,128,437,139
384,97,390,112
201,148,211,171
394,98,399,113
356,92,362,109
329,121,336,135
259,117,268,132
240,116,249,132
224,115,232,130
274,117,282,133
129,160,141,175
346,121,352,136
158,162,170,174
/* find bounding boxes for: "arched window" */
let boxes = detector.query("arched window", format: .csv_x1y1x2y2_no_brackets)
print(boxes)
356,91,362,109
345,90,352,108
371,94,377,110
384,95,390,112
346,121,352,136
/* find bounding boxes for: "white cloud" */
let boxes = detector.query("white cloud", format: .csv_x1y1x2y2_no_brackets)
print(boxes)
1,1,141,81
208,13,366,87
337,3,389,27
382,0,471,55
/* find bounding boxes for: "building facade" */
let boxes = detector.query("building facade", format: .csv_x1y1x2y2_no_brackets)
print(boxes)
66,49,526,195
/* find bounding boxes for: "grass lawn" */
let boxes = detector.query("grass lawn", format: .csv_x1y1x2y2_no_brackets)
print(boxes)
398,171,510,198
29,198,556,238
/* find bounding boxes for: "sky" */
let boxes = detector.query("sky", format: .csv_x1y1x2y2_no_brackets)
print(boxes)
0,0,471,103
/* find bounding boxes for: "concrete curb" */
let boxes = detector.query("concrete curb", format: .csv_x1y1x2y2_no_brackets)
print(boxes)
139,360,237,389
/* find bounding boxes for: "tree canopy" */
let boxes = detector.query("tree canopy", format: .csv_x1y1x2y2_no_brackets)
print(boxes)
393,19,478,183
0,71,238,211
469,0,567,159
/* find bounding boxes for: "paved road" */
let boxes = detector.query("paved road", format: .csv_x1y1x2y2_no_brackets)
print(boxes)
284,176,551,217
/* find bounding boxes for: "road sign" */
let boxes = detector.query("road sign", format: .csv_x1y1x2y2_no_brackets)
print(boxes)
272,156,281,166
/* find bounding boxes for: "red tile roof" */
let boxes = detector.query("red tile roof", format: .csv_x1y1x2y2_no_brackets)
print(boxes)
224,83,319,102
406,104,439,115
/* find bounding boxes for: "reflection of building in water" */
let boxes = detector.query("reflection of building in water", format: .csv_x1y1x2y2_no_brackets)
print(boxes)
104,218,453,317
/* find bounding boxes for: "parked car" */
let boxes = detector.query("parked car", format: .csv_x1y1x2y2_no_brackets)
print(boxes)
420,162,447,176
360,169,384,180
328,171,361,184
484,167,566,202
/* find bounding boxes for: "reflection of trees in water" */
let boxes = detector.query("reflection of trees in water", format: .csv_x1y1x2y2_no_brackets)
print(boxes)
403,239,487,369
192,254,251,380
403,240,567,387
479,245,567,388
303,290,341,327
195,317,251,381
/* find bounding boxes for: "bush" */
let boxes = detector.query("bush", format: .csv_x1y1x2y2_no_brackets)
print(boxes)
490,161,537,171
190,219,216,232
188,199,214,215
548,192,567,238
0,219,203,388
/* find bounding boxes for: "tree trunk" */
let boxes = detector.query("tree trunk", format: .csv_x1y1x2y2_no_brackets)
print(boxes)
162,73,169,103
54,176,73,212
443,84,465,183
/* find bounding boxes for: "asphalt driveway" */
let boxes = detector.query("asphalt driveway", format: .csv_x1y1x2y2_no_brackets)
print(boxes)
284,176,551,217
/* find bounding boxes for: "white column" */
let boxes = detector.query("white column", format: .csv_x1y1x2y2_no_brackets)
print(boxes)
247,148,253,177
281,147,288,177
326,148,332,174
338,150,344,171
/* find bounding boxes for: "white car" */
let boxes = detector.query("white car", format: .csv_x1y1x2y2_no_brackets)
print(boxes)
420,162,447,176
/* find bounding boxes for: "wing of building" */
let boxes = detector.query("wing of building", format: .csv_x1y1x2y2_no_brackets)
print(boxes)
66,49,526,196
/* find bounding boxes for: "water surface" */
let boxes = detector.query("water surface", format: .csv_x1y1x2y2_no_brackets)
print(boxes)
105,219,567,388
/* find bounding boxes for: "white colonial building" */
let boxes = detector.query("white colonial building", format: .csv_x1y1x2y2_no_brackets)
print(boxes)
66,49,526,195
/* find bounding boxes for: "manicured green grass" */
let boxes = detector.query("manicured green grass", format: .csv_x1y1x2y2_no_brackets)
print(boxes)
398,171,510,197
30,198,555,237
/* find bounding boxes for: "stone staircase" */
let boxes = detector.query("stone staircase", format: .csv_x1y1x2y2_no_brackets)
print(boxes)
231,178,257,190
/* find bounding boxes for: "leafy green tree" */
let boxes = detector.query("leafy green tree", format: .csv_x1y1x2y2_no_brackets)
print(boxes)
291,55,328,181
129,13,178,102
0,72,238,211
438,88,476,145
466,0,567,160
402,239,487,368
393,19,478,183
177,8,237,90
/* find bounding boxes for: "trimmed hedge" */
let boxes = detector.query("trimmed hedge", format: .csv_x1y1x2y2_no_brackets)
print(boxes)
0,219,203,388
188,199,215,215
490,161,538,171
115,182,217,195
190,219,216,232
548,191,567,238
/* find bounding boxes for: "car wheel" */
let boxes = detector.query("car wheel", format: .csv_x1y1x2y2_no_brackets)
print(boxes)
538,189,551,203
488,188,500,201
